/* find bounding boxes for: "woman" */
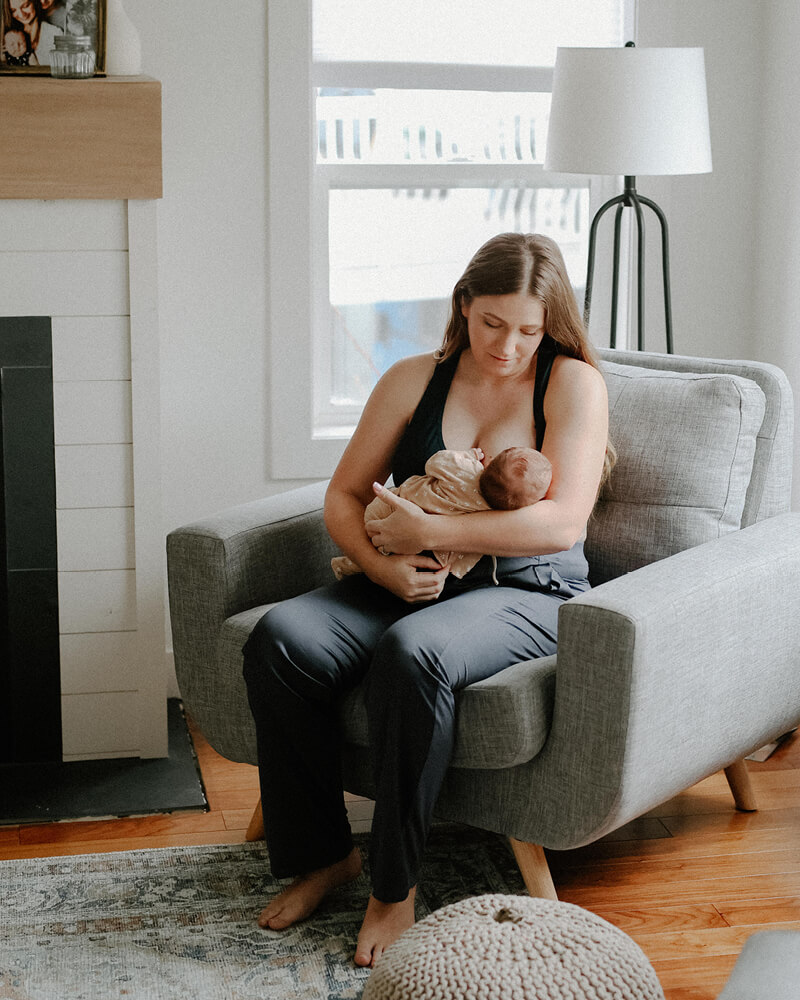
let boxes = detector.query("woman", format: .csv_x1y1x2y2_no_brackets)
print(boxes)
3,0,62,65
243,233,611,967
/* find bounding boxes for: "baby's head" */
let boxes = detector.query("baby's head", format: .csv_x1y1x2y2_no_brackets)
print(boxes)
4,29,28,58
479,447,552,510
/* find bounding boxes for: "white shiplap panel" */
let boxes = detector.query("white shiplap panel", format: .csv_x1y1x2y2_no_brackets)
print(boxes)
0,251,129,316
58,569,137,633
0,200,127,252
61,691,140,758
127,200,168,758
57,507,135,571
51,316,131,381
55,444,134,508
53,381,132,445
60,631,139,695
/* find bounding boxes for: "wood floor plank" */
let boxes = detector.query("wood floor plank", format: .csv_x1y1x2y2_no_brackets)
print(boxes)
0,826,20,846
649,783,800,817
558,871,800,909
0,829,248,861
551,825,800,868
19,809,224,846
204,787,261,812
714,895,800,926
199,767,260,794
629,921,800,962
586,902,729,934
659,805,800,838
663,988,725,1000
221,808,257,831
554,847,800,889
653,953,737,999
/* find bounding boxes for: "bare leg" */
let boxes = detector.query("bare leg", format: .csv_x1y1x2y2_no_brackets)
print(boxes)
354,888,416,968
257,847,362,930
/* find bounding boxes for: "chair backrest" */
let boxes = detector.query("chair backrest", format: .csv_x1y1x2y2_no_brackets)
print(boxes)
587,348,794,586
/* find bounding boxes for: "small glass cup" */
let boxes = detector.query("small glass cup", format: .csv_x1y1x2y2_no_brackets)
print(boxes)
50,34,96,79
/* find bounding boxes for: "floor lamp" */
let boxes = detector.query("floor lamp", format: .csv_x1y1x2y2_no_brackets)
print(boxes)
544,44,712,352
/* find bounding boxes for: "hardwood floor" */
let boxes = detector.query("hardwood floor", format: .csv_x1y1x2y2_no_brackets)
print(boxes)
1,720,798,999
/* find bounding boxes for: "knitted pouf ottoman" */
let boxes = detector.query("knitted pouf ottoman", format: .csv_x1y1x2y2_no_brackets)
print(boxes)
362,894,665,1000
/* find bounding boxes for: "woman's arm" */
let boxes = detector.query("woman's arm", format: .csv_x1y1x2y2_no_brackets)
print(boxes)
366,356,609,558
324,353,451,603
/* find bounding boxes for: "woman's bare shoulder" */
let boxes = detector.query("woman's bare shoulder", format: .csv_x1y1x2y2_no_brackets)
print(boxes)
545,355,608,418
374,351,439,408
550,354,606,392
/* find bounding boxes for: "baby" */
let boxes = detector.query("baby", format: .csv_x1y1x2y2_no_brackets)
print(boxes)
3,29,31,65
331,445,553,581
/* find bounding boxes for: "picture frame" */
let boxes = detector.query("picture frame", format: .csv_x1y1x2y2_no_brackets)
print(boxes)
1,0,106,75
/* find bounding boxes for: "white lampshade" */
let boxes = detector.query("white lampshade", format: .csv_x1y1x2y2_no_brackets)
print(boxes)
544,46,712,176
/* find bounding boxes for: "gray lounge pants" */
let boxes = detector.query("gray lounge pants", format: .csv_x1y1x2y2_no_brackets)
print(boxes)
242,558,584,902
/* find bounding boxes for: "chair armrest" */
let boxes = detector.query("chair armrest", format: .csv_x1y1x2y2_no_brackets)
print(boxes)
166,481,338,720
537,512,800,845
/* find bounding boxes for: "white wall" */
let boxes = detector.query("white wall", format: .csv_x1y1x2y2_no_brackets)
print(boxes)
136,0,288,534
636,0,765,360
133,0,798,546
754,0,800,509
636,0,799,504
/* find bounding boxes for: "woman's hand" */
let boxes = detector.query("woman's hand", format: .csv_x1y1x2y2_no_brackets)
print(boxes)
366,484,433,555
367,553,450,603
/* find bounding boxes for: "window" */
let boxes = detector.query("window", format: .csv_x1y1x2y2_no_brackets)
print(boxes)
269,1,633,478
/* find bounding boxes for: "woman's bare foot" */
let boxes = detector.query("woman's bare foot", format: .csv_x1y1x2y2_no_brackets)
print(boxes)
354,888,416,968
257,847,362,931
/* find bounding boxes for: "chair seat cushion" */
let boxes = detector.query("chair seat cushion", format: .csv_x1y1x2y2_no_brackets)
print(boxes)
339,654,557,769
219,609,557,770
589,361,766,584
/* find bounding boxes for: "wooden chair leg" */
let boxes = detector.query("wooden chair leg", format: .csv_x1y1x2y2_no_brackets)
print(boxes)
509,838,558,900
245,797,265,841
724,758,758,812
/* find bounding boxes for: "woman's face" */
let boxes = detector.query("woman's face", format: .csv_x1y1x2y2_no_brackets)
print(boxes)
461,292,546,380
10,0,36,24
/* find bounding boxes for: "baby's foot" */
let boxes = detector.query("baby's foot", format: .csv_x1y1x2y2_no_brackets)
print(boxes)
258,847,362,930
354,888,416,968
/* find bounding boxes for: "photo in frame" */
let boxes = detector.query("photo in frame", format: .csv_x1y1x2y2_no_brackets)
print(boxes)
1,0,106,74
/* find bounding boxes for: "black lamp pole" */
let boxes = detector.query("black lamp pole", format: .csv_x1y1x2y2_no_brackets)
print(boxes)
583,174,674,354
581,41,674,354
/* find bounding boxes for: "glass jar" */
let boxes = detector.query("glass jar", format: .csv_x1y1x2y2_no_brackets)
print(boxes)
50,34,96,79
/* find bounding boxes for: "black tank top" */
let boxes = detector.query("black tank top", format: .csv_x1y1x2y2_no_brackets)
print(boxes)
392,335,558,485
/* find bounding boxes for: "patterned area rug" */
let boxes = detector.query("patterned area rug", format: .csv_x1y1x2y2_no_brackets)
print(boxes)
0,824,525,1000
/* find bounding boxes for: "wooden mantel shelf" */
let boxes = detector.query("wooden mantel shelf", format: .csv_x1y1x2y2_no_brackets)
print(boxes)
0,75,162,200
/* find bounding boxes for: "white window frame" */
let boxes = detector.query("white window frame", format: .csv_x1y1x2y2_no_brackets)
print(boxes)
268,1,632,480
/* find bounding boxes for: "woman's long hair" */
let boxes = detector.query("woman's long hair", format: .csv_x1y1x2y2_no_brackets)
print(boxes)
438,232,615,485
3,0,42,29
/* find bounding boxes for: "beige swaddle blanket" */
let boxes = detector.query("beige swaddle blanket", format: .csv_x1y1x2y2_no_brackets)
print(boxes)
331,448,490,580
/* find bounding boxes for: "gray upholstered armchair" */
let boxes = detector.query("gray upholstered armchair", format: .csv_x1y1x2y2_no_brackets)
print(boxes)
167,348,800,897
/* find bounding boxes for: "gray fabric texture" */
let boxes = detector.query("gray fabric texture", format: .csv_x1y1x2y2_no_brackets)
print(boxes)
597,349,794,527
434,512,800,847
166,351,797,852
717,930,800,1000
589,359,766,584
167,482,336,761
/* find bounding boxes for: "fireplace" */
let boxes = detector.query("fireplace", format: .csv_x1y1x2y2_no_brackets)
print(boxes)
0,317,61,763
0,76,167,762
